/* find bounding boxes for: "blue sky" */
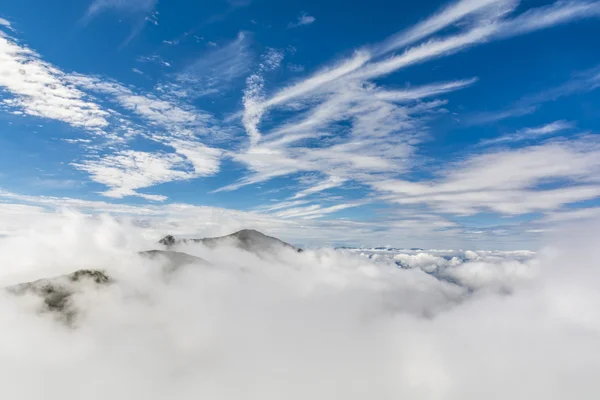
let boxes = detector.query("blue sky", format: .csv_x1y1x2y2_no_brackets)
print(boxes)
1,0,600,249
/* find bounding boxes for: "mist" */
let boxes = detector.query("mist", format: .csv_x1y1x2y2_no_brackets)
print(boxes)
0,214,599,400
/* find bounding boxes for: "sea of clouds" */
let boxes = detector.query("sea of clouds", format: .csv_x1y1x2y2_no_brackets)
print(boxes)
0,213,599,399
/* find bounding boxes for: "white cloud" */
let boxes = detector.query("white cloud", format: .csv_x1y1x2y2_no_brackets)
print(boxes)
372,137,600,215
479,120,574,146
543,206,600,224
62,75,225,196
136,54,171,67
82,0,159,46
372,78,478,102
492,0,600,39
69,75,208,127
168,139,222,176
0,28,229,201
255,200,312,212
260,48,285,71
273,203,360,219
356,25,498,81
469,65,600,124
261,51,370,110
0,189,540,249
0,34,109,129
264,0,599,109
355,0,600,83
223,0,600,225
242,48,285,146
0,204,51,236
527,65,600,102
84,0,158,19
375,0,518,55
466,105,538,125
145,10,159,25
225,78,474,192
2,210,600,399
0,17,14,31
288,12,316,29
72,150,196,201
174,32,252,98
292,176,347,199
3,0,600,234
59,76,224,198
374,0,599,68
287,64,305,73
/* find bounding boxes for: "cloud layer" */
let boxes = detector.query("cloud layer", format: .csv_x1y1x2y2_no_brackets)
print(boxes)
0,215,599,399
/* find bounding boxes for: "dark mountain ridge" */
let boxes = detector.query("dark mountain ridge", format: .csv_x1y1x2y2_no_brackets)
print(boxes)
3,230,300,321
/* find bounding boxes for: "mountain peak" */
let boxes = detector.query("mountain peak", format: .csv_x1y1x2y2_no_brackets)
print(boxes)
159,229,302,253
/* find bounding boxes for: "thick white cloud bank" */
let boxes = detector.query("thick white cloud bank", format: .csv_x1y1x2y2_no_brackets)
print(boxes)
0,214,599,399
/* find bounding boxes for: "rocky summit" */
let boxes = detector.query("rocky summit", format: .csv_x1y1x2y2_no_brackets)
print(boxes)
6,269,112,323
138,250,211,271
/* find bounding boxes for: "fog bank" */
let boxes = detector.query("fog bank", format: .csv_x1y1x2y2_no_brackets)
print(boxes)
0,214,599,399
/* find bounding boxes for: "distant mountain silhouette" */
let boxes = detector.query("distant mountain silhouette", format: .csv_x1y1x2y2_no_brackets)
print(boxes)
159,229,303,253
139,250,211,271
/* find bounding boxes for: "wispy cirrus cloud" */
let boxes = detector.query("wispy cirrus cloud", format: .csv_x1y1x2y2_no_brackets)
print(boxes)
492,0,600,38
81,0,159,46
466,105,538,125
223,75,476,193
273,202,361,219
70,140,222,200
374,0,519,55
352,0,600,83
72,150,191,201
221,0,600,221
67,74,210,128
172,32,253,98
261,0,600,112
478,120,575,146
62,75,225,199
0,26,226,201
83,0,158,20
0,33,109,129
291,176,347,200
136,54,171,68
242,48,285,146
288,12,316,29
2,0,600,240
469,64,600,125
0,17,14,31
372,136,600,215
287,64,305,73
